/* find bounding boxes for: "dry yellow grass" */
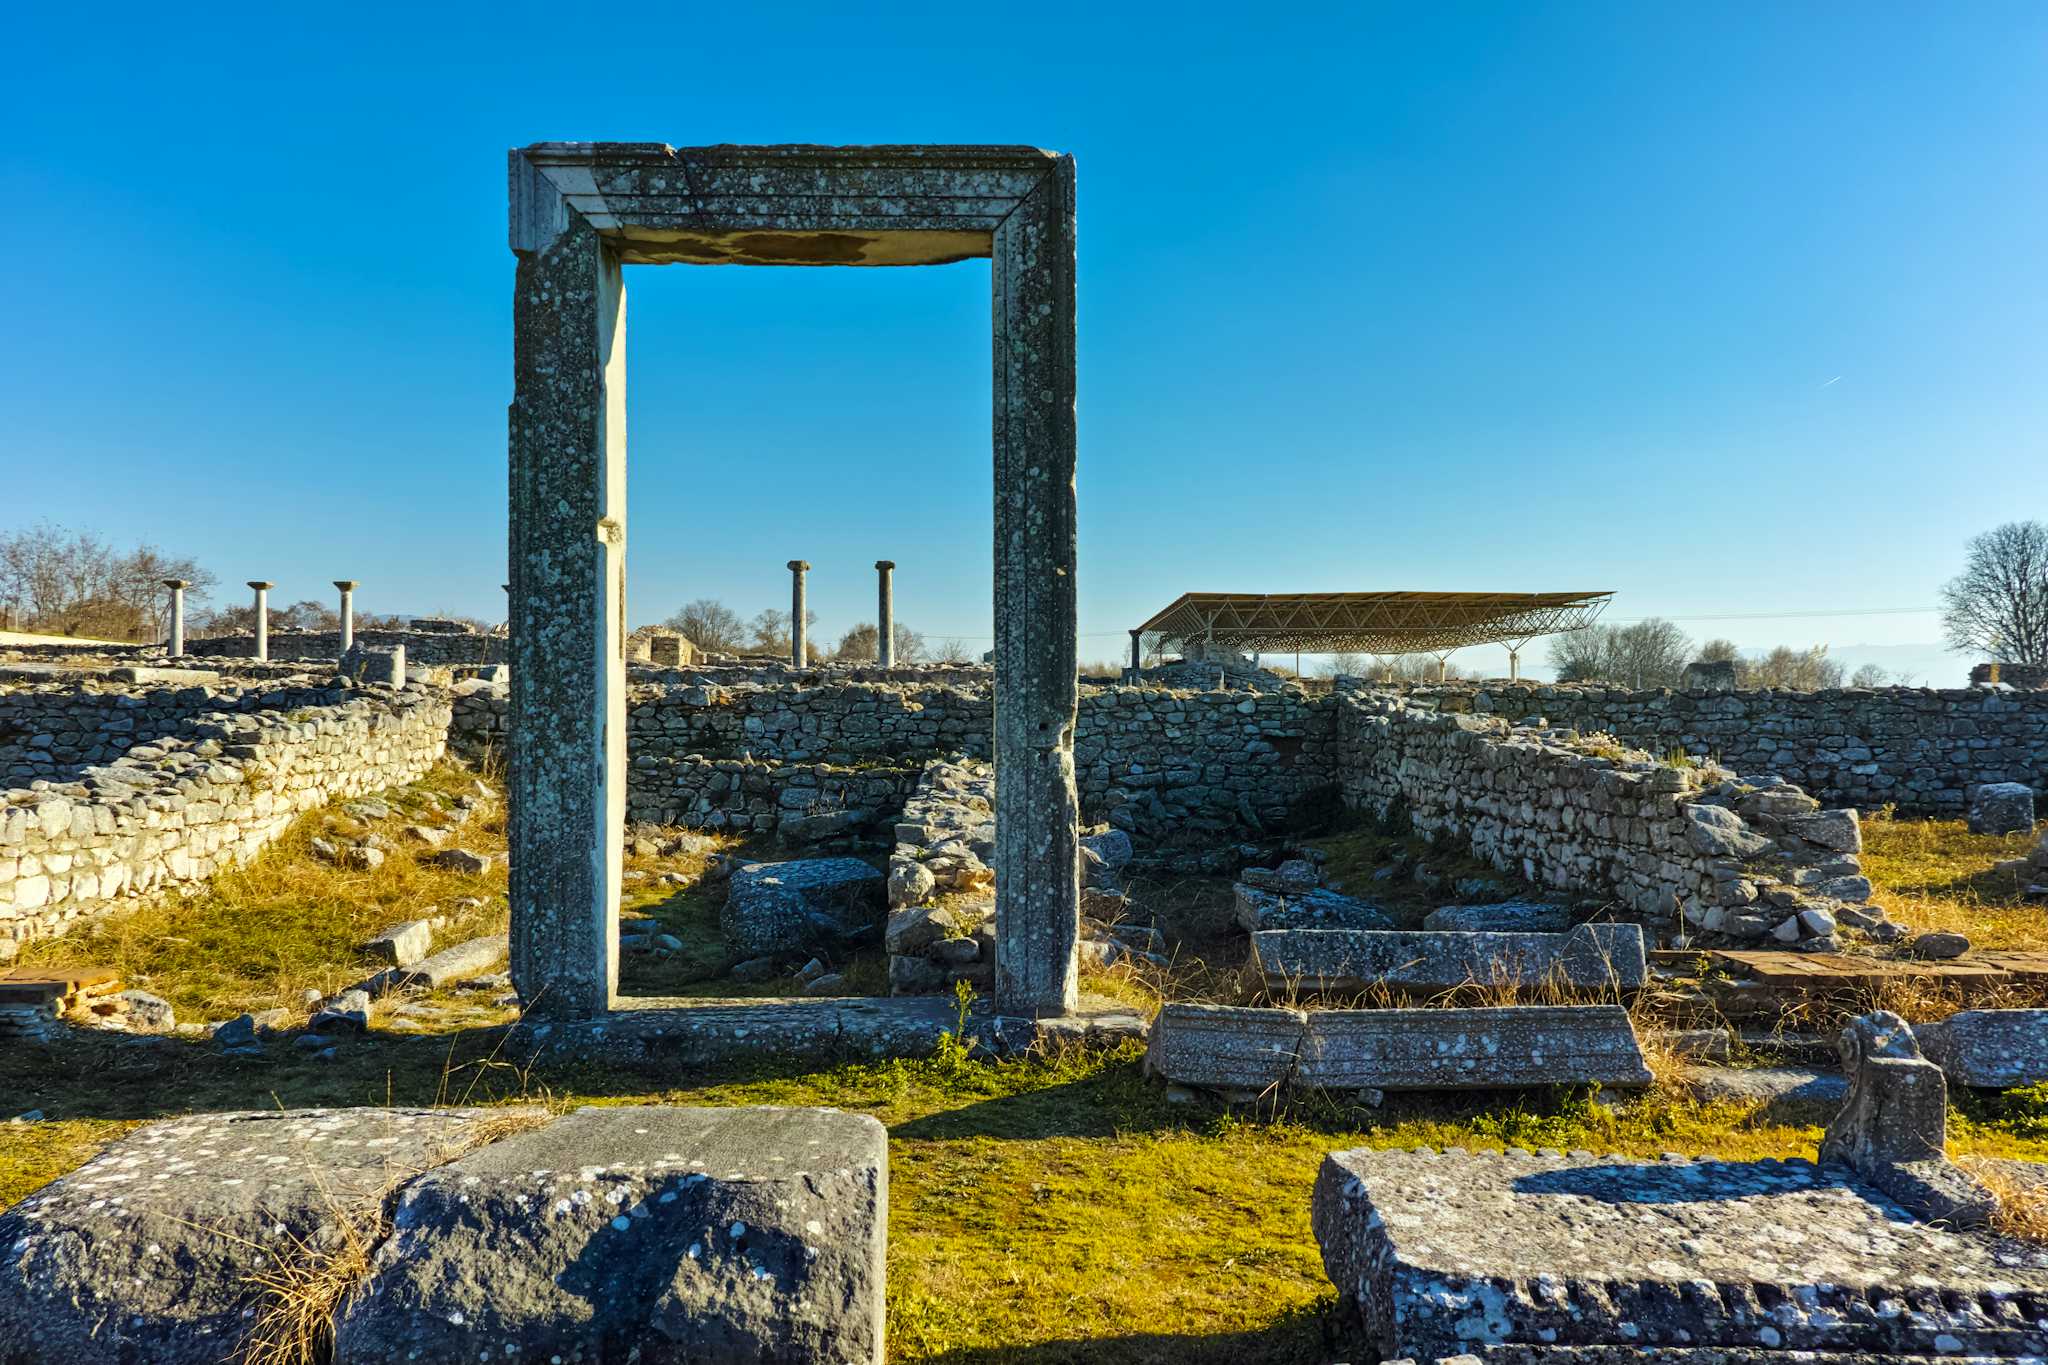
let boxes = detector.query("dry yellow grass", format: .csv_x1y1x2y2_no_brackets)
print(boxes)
18,760,511,1022
1860,811,2043,950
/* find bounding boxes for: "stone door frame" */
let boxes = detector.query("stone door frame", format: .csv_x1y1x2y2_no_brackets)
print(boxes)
506,142,1079,1021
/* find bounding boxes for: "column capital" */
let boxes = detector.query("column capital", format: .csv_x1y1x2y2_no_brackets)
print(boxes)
333,580,359,591
787,560,811,573
162,579,190,590
874,560,895,572
247,581,274,591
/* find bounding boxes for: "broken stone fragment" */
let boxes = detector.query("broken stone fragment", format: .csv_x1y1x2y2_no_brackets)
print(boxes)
335,1105,886,1364
1909,930,1971,960
426,847,491,875
364,917,435,967
1682,803,1775,860
1819,1009,1993,1226
721,858,886,958
1421,900,1572,933
1912,1008,2048,1089
0,1107,529,1364
1968,781,2036,836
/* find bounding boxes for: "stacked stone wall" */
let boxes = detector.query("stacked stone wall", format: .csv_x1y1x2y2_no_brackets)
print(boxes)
1346,680,2048,813
452,679,1333,843
1077,686,1337,840
2,684,234,784
0,684,449,954
1335,694,1870,945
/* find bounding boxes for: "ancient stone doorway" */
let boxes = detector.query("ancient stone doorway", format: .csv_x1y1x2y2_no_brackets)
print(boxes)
506,143,1079,1021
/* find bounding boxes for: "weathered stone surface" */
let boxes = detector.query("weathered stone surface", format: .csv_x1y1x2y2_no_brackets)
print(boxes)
722,857,886,958
1297,1005,1651,1091
1915,1008,2048,1089
1143,1003,1305,1094
1684,804,1775,860
1251,923,1646,997
426,846,491,875
1968,781,2035,835
1422,901,1574,933
1233,883,1392,932
1820,1010,1992,1226
364,917,434,966
1145,1003,1649,1093
0,1107,523,1364
337,1105,887,1365
395,934,507,991
1312,1145,2048,1362
513,992,1144,1068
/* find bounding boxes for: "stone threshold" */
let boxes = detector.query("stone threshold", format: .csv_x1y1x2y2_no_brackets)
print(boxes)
513,991,1146,1064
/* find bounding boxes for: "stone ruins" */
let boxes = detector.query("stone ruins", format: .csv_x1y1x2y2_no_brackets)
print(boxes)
3,139,2046,1363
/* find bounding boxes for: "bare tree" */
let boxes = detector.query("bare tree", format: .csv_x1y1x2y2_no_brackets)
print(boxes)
892,622,925,663
834,622,880,661
663,598,747,654
931,637,975,663
1849,663,1892,688
1745,644,1845,690
747,607,817,656
1941,520,2048,665
0,522,215,641
1697,638,1741,663
1548,619,1693,688
1319,651,1366,679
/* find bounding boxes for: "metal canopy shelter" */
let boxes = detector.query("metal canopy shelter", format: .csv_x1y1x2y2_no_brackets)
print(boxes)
1131,590,1613,678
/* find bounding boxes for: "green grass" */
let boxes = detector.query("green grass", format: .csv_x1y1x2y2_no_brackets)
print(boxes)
9,776,2048,1361
7,1031,2046,1363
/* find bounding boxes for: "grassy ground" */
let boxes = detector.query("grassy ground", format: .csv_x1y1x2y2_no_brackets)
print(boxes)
4,780,2047,1362
1860,809,2043,949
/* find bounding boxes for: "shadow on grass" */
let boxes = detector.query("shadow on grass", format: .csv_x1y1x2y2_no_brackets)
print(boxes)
912,1305,1345,1365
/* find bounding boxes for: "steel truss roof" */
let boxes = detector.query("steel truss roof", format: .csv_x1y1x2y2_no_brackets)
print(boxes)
1137,591,1614,655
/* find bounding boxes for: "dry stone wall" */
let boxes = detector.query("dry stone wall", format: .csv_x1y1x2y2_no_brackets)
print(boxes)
453,678,1335,844
1335,693,1877,946
1355,680,2048,813
1,683,449,955
2,682,251,784
1078,686,1337,841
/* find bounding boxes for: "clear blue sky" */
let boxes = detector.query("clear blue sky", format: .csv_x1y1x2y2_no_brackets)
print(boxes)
5,3,2043,679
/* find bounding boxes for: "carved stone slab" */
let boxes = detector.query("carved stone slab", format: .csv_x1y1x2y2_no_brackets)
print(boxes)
1252,923,1647,997
1314,1146,2048,1363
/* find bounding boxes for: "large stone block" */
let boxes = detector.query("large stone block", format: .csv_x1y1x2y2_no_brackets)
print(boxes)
336,1105,886,1364
1145,1003,1650,1094
1251,923,1646,998
721,857,886,958
1421,900,1573,932
1143,1002,1305,1094
1968,781,2036,835
0,1107,523,1365
1233,882,1392,932
1915,1008,2048,1088
1312,1146,2048,1362
1297,1004,1651,1091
